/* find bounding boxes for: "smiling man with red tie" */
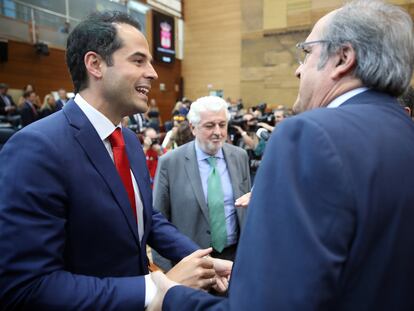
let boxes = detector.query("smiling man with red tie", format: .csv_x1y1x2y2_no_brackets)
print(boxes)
0,11,231,311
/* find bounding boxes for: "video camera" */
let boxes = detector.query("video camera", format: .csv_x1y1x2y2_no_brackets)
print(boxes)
251,102,267,114
257,113,275,126
151,138,160,146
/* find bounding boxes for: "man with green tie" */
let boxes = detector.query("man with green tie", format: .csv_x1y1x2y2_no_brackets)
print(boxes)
152,96,251,271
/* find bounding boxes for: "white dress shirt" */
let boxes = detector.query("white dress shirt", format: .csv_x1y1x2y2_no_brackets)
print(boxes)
327,87,368,108
73,94,156,307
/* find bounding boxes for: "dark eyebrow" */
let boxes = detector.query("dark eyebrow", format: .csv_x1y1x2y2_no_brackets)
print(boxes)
130,52,152,62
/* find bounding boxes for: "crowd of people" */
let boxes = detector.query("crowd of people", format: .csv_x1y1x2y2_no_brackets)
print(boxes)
0,83,70,130
1,1,414,310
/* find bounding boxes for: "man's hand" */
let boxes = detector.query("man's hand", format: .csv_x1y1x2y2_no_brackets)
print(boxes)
235,192,251,208
166,248,216,290
143,136,152,151
211,258,233,293
147,271,178,311
152,143,164,155
232,125,243,134
257,122,274,132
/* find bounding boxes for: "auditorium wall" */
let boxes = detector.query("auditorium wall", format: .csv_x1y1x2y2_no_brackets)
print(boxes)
0,38,181,124
182,0,414,109
240,0,414,109
182,0,241,102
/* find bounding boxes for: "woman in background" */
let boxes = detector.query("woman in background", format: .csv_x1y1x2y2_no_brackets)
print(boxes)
39,93,56,118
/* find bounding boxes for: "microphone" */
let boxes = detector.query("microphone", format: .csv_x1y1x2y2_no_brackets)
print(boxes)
256,128,270,141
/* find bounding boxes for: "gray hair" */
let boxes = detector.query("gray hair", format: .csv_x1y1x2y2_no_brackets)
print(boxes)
319,0,414,97
187,96,230,125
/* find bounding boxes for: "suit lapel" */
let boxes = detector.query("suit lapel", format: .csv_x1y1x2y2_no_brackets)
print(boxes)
63,100,140,246
184,142,210,224
125,133,152,247
222,144,239,199
222,144,245,225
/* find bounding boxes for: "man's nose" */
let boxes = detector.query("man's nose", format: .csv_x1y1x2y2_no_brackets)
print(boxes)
212,124,221,133
295,64,302,79
146,63,158,80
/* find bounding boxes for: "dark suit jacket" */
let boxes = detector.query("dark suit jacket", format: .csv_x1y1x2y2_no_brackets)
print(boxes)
20,100,38,126
0,93,17,116
0,99,198,310
163,90,414,310
55,99,66,111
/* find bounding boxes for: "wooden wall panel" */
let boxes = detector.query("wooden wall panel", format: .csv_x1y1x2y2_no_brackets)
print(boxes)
182,0,241,101
241,0,263,33
150,60,182,123
0,39,181,124
263,0,287,30
240,0,414,109
241,31,306,108
0,40,72,101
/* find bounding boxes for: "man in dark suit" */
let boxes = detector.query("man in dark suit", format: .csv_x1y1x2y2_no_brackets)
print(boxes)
152,96,251,271
0,11,230,311
55,88,68,111
148,1,414,310
20,90,39,126
0,83,17,117
129,112,147,133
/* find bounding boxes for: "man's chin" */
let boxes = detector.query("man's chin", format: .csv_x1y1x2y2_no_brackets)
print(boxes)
134,100,149,114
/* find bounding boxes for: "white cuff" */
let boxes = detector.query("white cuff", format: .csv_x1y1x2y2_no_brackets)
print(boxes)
144,274,158,307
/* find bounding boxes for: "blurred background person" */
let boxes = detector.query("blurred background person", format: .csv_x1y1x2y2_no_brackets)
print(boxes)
40,93,56,118
174,120,194,147
398,86,414,119
128,112,148,134
146,98,161,132
162,114,186,150
17,84,40,108
143,127,166,188
20,90,39,127
0,83,17,118
55,88,68,111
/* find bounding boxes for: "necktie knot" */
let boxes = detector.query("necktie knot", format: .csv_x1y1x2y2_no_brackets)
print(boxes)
109,128,125,148
207,156,217,168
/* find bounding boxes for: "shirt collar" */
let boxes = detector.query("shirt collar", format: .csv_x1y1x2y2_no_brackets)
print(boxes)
74,93,121,141
327,87,369,108
194,139,224,162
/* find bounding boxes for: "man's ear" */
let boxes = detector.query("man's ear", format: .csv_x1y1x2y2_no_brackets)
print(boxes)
84,51,104,80
190,123,197,136
331,43,356,80
404,106,412,116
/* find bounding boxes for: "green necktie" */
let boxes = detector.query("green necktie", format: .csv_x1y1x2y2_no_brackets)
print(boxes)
207,157,227,252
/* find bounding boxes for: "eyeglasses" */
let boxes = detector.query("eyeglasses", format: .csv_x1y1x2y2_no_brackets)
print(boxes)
295,40,332,65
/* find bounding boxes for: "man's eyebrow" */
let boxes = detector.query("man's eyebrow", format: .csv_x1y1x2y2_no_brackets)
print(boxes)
130,52,154,63
130,52,147,58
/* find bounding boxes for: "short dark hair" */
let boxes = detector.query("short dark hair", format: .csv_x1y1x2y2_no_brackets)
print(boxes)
66,11,142,93
398,86,414,117
23,91,35,99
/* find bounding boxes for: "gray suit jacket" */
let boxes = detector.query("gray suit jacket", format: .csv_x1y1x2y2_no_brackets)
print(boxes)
152,141,251,270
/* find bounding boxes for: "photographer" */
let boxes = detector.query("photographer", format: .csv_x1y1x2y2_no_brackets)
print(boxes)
231,113,262,182
143,127,166,188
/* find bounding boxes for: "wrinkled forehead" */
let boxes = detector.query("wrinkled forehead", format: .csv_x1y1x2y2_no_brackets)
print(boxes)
199,109,228,122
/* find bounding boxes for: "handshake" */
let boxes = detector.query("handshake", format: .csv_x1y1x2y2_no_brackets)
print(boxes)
147,247,232,311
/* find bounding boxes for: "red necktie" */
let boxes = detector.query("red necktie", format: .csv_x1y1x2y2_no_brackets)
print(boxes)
108,128,137,223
